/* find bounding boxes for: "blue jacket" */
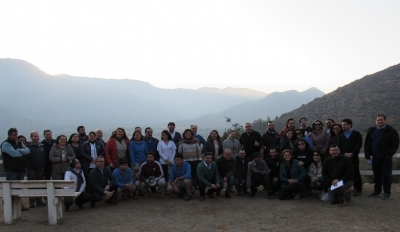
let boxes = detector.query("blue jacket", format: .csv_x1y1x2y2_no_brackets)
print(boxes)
113,167,134,188
129,141,148,166
169,161,192,182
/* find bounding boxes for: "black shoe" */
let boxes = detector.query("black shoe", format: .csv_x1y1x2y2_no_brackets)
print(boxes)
207,193,216,199
225,193,231,199
236,191,242,196
64,207,69,212
268,193,273,199
90,201,96,208
178,192,185,198
78,205,84,210
21,205,29,211
36,201,46,207
353,190,361,197
368,191,381,197
216,191,220,197
29,204,35,208
184,195,192,201
199,196,205,201
382,194,390,200
106,199,117,205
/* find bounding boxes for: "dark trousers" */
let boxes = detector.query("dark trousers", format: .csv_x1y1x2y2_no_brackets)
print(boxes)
270,177,281,194
89,184,118,203
64,191,92,208
329,180,353,204
188,161,199,186
198,179,219,197
218,175,234,193
27,169,45,205
250,176,272,195
372,157,393,195
279,183,302,200
161,164,170,184
350,156,362,192
234,178,246,193
5,171,25,180
44,160,52,180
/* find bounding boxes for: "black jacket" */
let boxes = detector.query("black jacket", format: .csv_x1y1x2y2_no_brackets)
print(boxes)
204,139,223,159
25,142,46,170
88,166,115,194
1,139,28,172
80,140,105,172
216,156,236,178
266,156,282,179
338,130,362,160
234,156,251,182
240,131,262,159
292,148,313,168
322,155,354,186
364,125,399,159
261,130,280,157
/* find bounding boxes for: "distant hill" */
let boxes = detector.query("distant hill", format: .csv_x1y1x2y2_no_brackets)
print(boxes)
196,87,268,98
176,87,325,129
272,63,400,133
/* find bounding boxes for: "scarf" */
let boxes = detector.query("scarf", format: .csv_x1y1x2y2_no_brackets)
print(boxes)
178,136,199,146
68,167,84,192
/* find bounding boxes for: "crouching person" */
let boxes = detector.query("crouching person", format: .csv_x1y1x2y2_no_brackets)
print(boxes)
113,158,137,200
64,159,92,212
197,152,220,201
246,152,273,199
168,153,192,201
136,152,166,198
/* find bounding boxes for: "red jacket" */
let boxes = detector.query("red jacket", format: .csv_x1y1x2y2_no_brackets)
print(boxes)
105,138,130,166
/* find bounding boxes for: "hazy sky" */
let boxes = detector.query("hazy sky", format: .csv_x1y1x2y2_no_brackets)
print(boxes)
1,0,399,94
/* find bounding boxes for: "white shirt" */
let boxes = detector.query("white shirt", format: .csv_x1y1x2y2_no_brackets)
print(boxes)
90,143,97,168
157,140,176,164
64,169,86,192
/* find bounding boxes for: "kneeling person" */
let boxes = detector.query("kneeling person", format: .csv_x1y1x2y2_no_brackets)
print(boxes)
136,152,166,198
197,152,220,201
113,158,137,200
64,159,92,211
168,153,192,200
247,152,273,199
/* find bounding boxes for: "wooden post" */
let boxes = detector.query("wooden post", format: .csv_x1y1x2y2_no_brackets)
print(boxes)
13,197,21,220
55,197,63,220
47,182,57,225
2,183,13,224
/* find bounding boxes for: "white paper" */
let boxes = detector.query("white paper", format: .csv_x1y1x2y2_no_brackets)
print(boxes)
330,180,344,191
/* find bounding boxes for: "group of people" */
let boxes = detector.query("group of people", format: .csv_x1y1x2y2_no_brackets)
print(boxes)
1,115,398,211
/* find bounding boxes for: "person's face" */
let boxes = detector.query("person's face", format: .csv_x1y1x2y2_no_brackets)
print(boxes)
329,146,340,158
120,163,128,171
58,136,67,146
96,130,103,139
229,131,236,139
283,152,292,162
286,131,293,139
116,129,124,139
146,154,154,163
145,129,153,138
184,131,192,139
168,124,175,132
332,125,341,135
135,127,142,133
238,150,246,159
376,116,386,128
191,126,198,134
267,123,275,131
223,150,232,160
325,120,333,129
96,158,105,168
341,122,351,132
74,159,81,169
253,156,262,164
313,122,322,130
89,133,96,142
245,124,252,133
174,157,182,166
31,132,40,143
269,149,277,159
297,141,306,150
134,132,141,141
18,137,26,144
211,131,218,140
44,131,53,141
78,127,86,136
162,133,168,140
295,130,302,138
287,120,295,129
300,119,307,127
313,152,321,162
72,134,80,143
204,155,213,165
9,132,18,142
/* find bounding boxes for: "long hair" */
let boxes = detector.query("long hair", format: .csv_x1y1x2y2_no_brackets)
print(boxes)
110,127,129,140
207,130,221,141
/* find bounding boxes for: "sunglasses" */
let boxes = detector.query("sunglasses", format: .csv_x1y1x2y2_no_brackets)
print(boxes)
298,143,305,145
314,124,321,126
313,154,320,157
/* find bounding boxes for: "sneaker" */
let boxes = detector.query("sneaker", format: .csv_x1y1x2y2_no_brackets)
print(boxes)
382,194,390,200
321,193,329,201
293,193,301,200
368,191,381,197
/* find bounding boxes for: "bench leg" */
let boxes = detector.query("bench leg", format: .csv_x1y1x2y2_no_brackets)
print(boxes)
56,197,63,220
47,182,57,225
2,183,13,224
13,197,22,220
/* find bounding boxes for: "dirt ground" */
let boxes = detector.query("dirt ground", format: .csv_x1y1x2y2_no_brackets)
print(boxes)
1,183,400,232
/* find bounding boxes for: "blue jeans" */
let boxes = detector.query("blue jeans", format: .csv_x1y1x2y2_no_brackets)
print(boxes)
310,178,324,191
5,171,25,180
372,156,392,195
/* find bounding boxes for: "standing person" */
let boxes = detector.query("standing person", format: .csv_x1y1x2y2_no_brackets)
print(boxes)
143,127,159,161
197,153,220,201
42,129,56,180
95,129,106,147
105,127,130,170
215,148,236,198
129,131,148,179
322,145,354,207
168,122,182,147
240,123,262,160
77,126,88,144
87,156,118,207
1,128,30,211
234,149,251,195
204,130,223,160
49,135,75,180
18,135,27,144
279,118,296,140
25,131,47,208
338,118,363,196
309,120,329,154
326,123,343,158
223,130,241,157
157,130,176,191
178,129,201,187
279,149,307,200
136,152,166,198
365,115,399,200
191,124,206,151
246,152,274,199
64,159,92,212
112,158,136,200
80,131,105,182
279,130,295,152
299,117,313,137
325,119,335,137
168,153,192,201
68,133,82,161
261,121,280,159
266,148,282,194
294,129,313,148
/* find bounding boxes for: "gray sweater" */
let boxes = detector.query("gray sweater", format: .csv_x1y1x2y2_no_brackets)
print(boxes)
246,160,269,189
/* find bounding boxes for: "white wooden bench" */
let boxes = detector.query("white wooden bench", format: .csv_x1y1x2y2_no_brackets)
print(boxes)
0,180,75,225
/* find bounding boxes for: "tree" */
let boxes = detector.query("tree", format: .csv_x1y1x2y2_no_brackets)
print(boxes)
221,116,244,140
